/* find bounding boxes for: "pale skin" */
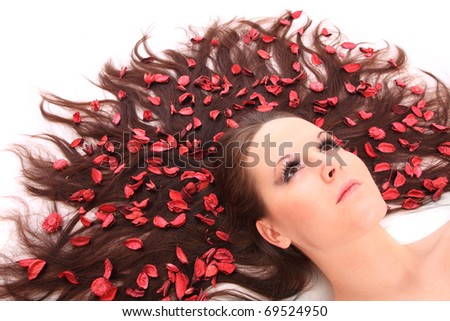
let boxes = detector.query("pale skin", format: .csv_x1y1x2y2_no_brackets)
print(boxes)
249,117,450,300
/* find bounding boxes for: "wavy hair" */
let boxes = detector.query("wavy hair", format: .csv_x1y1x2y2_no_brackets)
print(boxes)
0,10,449,300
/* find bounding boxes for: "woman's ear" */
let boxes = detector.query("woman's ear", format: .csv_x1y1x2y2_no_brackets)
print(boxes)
255,218,291,249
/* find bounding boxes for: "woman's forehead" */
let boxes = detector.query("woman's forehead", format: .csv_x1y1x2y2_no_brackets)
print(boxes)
252,117,319,144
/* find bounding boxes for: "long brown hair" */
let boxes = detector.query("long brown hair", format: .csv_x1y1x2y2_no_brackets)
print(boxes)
1,10,449,300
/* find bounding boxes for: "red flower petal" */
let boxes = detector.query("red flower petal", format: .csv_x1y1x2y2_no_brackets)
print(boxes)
153,216,169,228
112,112,121,126
70,137,84,148
226,119,239,128
27,259,46,280
91,277,113,297
136,271,148,289
175,272,189,300
423,110,434,121
374,163,390,172
344,82,356,94
364,142,379,158
117,90,127,100
231,64,242,74
343,117,357,127
90,99,100,111
394,171,406,188
311,53,322,66
70,236,91,247
58,270,79,284
52,159,68,171
406,189,426,198
194,258,206,280
358,111,373,120
437,142,450,156
125,237,144,251
402,198,421,210
341,42,356,49
342,63,361,73
176,245,189,264
91,168,103,185
42,212,63,234
325,45,336,54
411,86,424,95
257,49,271,59
376,142,396,153
391,122,407,133
72,112,81,124
431,123,449,132
291,10,302,19
217,262,236,275
147,95,161,106
310,81,324,92
382,188,400,201
144,264,158,278
103,258,113,279
216,230,231,242
170,213,187,228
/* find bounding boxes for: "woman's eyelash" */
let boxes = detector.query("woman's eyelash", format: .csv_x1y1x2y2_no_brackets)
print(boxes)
282,156,303,183
319,136,340,152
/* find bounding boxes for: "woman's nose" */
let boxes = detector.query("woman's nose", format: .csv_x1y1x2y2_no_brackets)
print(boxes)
307,149,340,182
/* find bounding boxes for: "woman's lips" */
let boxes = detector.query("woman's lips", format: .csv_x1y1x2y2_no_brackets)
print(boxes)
337,179,361,203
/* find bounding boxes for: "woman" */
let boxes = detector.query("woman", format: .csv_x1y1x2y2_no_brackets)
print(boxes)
0,10,449,300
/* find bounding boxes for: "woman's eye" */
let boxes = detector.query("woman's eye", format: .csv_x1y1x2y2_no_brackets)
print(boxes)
282,159,303,183
319,137,340,152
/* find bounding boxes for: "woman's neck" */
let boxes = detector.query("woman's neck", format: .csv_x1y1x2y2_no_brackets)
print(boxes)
306,225,418,300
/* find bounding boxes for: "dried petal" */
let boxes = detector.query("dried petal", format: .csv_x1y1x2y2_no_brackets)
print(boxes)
406,189,426,198
342,63,361,73
52,159,68,171
341,42,356,49
257,49,271,59
364,142,379,158
310,81,325,92
391,122,407,133
170,213,186,228
26,259,46,280
343,117,357,127
376,142,396,153
394,171,406,188
125,238,143,251
382,188,400,201
437,142,450,156
91,168,103,184
57,270,79,284
112,112,121,126
423,110,434,121
358,111,373,120
311,53,322,66
411,86,424,95
147,95,161,106
374,163,390,172
70,236,91,247
72,112,81,124
175,272,189,300
70,137,84,148
136,271,148,289
226,119,239,128
402,198,421,210
118,90,127,100
91,277,113,297
176,246,189,264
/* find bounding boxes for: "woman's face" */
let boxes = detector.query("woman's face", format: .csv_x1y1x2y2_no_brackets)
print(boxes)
246,117,387,252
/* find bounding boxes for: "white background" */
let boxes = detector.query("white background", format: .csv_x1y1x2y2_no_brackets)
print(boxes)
0,1,449,251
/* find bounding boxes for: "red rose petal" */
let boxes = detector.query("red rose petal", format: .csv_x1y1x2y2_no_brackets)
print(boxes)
257,49,271,59
374,163,390,172
311,53,322,66
382,188,400,201
58,270,79,284
376,142,396,153
344,82,356,94
394,171,406,188
402,198,421,209
341,42,356,49
91,168,103,185
175,272,189,300
176,246,189,264
358,111,373,120
310,81,325,92
136,271,148,289
437,142,450,156
27,259,46,280
70,236,91,247
364,142,379,158
125,237,144,251
342,63,361,73
103,258,113,279
72,112,81,124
